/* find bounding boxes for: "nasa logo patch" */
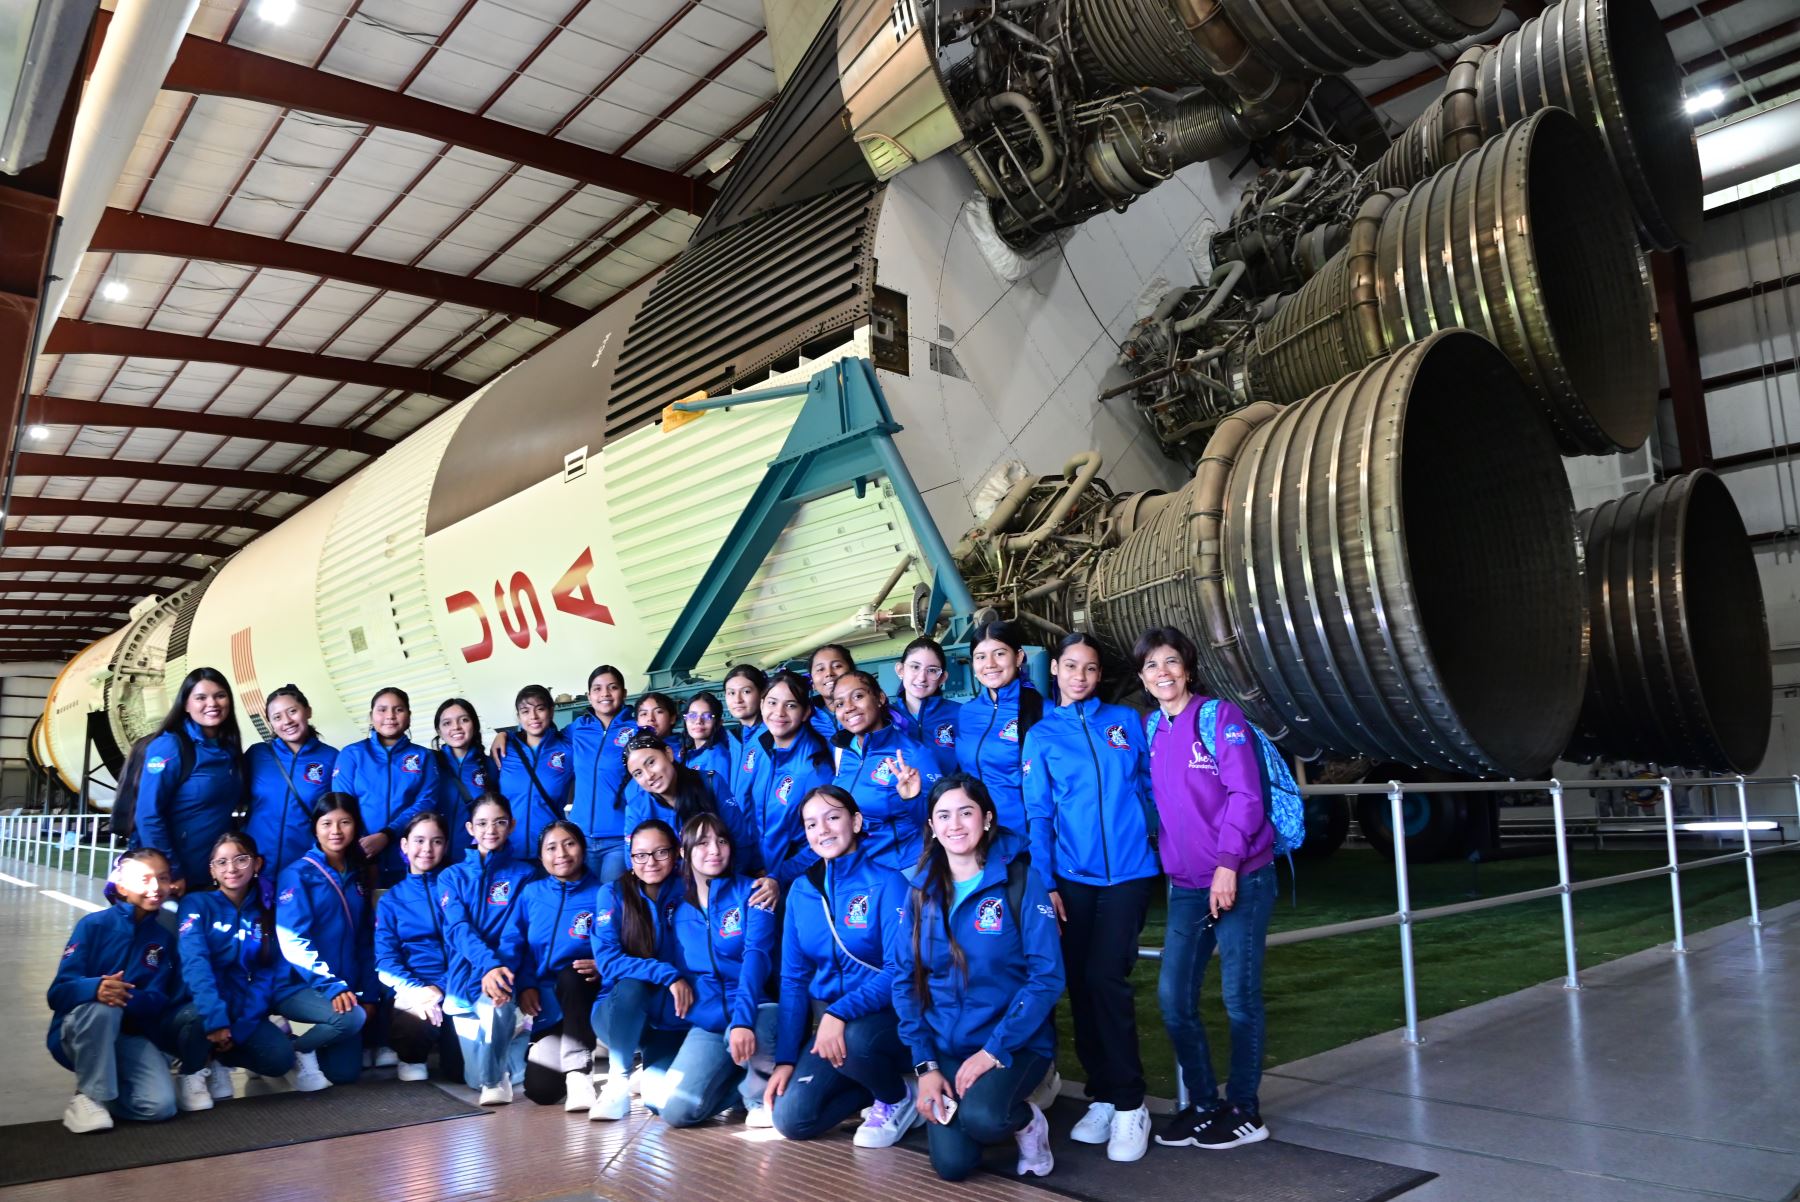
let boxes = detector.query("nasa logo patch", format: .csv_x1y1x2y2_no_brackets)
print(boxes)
178,914,197,934
278,888,295,905
1224,724,1248,746
487,880,512,906
719,906,743,937
999,719,1019,743
303,762,326,784
974,897,1005,933
597,908,612,926
401,753,423,774
844,894,870,929
61,942,78,959
549,751,566,771
571,911,594,938
1106,724,1131,750
935,722,955,747
145,755,168,775
1022,759,1033,777
775,775,795,806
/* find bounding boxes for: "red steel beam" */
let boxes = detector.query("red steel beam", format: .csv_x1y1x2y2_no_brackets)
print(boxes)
0,615,118,630
0,556,205,579
45,320,476,401
1650,250,1714,471
1664,0,1751,33
0,580,153,595
6,495,276,531
90,209,591,328
142,15,709,215
2,530,233,556
0,598,136,612
13,452,329,496
26,394,394,454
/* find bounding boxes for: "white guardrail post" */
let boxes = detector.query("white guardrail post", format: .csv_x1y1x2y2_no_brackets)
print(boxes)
1660,778,1686,954
1549,779,1580,989
1388,781,1423,1044
1737,775,1761,928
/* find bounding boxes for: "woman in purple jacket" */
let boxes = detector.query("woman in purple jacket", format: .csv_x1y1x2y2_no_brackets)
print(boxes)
1135,625,1275,1153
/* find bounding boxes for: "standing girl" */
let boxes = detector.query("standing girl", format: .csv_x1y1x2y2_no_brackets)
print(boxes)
47,849,182,1132
830,671,934,872
512,821,605,1111
274,794,379,1086
722,664,767,793
734,671,835,883
564,665,638,883
678,692,734,781
807,644,854,739
764,786,917,1149
888,637,961,777
244,684,338,876
439,795,537,1105
331,687,439,886
131,668,243,896
634,693,682,752
589,819,688,1122
376,812,461,1082
1136,626,1276,1151
497,685,574,860
433,698,490,867
893,775,1064,1182
1020,633,1161,1160
954,621,1039,837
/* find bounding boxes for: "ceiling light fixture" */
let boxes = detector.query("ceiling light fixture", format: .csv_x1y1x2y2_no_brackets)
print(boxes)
26,425,49,441
100,280,128,303
257,0,298,25
1685,88,1723,114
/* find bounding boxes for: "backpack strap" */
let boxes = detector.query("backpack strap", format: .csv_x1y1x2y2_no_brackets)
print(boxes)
1197,699,1221,759
436,747,478,807
1004,850,1031,922
1016,688,1043,761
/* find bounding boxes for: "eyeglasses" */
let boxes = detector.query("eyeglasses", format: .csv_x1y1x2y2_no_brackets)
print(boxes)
685,712,716,723
210,854,253,870
904,665,945,678
630,847,675,864
471,819,511,831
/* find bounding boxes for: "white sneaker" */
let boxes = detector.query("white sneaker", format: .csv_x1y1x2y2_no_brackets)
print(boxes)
744,1101,775,1129
564,1070,597,1113
177,1072,214,1112
590,1076,632,1121
852,1082,919,1148
374,1046,400,1068
478,1077,514,1106
627,1067,643,1096
207,1065,236,1101
1070,1100,1115,1145
288,1050,330,1092
1014,1102,1053,1177
63,1093,113,1134
397,1062,430,1083
1107,1105,1152,1162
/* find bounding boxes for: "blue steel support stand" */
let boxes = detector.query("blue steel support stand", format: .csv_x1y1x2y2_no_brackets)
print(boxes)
645,357,979,689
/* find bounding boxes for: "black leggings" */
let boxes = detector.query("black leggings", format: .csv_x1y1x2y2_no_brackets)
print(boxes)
524,967,602,1105
389,1007,464,1081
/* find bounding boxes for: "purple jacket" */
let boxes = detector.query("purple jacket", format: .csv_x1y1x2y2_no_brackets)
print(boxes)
1146,695,1273,888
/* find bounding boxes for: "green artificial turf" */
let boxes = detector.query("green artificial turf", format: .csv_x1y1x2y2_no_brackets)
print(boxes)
1058,845,1800,1099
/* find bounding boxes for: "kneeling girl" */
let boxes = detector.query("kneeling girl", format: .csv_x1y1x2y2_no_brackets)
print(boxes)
512,820,605,1111
375,811,462,1082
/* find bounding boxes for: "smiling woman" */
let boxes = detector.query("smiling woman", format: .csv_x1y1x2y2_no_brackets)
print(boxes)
128,668,244,896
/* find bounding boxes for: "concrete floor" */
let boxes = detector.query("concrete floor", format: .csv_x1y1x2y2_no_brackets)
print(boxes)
3,852,1796,1200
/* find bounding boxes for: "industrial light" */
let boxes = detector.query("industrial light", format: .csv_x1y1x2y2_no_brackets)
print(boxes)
257,0,297,25
26,424,49,441
100,280,128,303
1677,820,1779,832
1684,88,1723,114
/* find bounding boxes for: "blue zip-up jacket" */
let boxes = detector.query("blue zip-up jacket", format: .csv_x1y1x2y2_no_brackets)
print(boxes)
590,875,688,1030
47,903,182,1057
889,694,962,778
955,678,1032,834
566,712,636,841
670,874,776,1035
331,734,439,882
775,848,908,1065
275,848,378,1002
509,869,602,1027
810,702,839,741
681,735,735,783
729,722,764,794
437,846,536,1013
1021,697,1161,890
891,834,1064,1067
374,868,450,1006
130,720,242,885
433,747,490,867
497,726,574,860
177,885,289,1043
832,723,939,873
734,729,835,884
623,768,760,872
243,736,338,874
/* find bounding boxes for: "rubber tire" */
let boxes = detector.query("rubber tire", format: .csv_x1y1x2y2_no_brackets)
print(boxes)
1356,792,1461,862
1295,796,1350,858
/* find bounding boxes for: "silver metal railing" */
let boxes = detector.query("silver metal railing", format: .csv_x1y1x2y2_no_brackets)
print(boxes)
0,812,121,884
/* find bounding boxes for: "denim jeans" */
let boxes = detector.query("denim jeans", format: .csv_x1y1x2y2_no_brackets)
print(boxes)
52,1002,177,1122
592,978,686,1078
450,997,529,1090
172,1003,298,1077
277,987,367,1085
771,1009,911,1141
643,1003,778,1127
925,1051,1047,1182
588,840,628,885
1157,862,1276,1111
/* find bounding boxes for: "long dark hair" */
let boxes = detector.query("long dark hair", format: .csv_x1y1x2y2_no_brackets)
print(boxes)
763,671,835,772
835,669,891,732
679,811,734,887
264,683,317,746
627,730,721,831
910,774,1000,1007
432,697,486,760
1053,632,1105,702
723,663,767,701
104,846,170,905
208,830,276,965
617,819,677,959
160,668,242,753
799,784,863,852
538,818,588,871
588,664,626,691
680,690,728,754
309,792,378,894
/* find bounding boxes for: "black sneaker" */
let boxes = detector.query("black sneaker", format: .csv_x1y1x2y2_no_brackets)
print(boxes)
1153,1105,1220,1147
1193,1105,1270,1150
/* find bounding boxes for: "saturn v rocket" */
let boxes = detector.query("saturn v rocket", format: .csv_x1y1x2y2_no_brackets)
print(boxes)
37,0,1774,800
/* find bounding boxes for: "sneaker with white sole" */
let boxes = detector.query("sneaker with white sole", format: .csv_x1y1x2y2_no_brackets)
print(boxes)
564,1070,597,1113
478,1078,514,1106
1069,1100,1115,1145
62,1094,113,1134
852,1083,919,1149
287,1050,331,1092
1107,1105,1152,1162
1154,1104,1218,1147
1192,1104,1269,1150
627,1067,643,1096
743,1101,775,1128
590,1076,632,1121
177,1073,214,1112
1014,1102,1054,1177
397,1062,430,1083
374,1046,400,1068
207,1066,236,1102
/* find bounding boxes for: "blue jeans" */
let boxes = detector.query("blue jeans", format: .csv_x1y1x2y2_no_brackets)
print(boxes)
450,997,528,1090
51,1003,177,1122
925,1051,1047,1182
172,1004,298,1077
1158,862,1275,1111
277,987,367,1085
643,1003,779,1127
593,978,686,1075
771,1009,910,1141
588,840,628,885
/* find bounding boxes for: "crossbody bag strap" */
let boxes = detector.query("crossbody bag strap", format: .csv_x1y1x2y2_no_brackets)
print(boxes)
304,857,357,929
819,893,882,973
